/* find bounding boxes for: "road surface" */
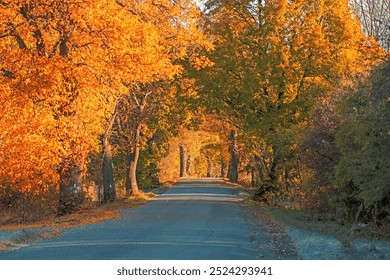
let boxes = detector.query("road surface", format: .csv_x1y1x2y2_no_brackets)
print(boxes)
0,178,296,260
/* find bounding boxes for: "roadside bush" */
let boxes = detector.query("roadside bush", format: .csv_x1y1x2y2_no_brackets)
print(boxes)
334,61,390,224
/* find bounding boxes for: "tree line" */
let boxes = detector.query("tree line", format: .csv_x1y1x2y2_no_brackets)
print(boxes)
189,0,388,225
0,0,211,218
0,0,388,226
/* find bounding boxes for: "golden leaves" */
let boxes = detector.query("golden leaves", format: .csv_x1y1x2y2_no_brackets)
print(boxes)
0,0,209,197
0,92,60,194
190,55,215,71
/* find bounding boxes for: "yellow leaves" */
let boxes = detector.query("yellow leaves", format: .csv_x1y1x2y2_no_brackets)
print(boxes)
0,0,210,197
158,121,227,181
0,92,60,195
190,55,215,71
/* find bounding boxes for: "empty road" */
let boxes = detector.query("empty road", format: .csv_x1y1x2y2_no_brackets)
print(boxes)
0,178,296,260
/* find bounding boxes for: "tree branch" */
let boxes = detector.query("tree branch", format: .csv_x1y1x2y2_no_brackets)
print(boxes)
1,68,14,79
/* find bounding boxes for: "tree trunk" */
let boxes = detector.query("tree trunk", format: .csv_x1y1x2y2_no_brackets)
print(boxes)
126,155,138,196
125,153,131,194
206,156,212,177
228,129,239,183
251,166,255,188
102,138,115,202
268,156,278,183
58,162,83,215
151,162,160,187
126,124,141,196
220,160,226,178
256,150,279,200
254,155,265,182
186,154,191,176
179,144,188,177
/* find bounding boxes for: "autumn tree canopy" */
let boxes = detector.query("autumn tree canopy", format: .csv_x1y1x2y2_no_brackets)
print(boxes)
0,0,211,214
192,0,384,204
0,0,388,226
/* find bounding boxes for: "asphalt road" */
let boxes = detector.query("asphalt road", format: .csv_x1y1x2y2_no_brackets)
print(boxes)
0,178,295,260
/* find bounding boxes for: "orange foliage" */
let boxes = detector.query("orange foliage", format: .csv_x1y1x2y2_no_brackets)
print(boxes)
0,0,211,200
158,118,230,181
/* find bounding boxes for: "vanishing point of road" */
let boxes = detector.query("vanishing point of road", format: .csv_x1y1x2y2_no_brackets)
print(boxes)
0,178,297,260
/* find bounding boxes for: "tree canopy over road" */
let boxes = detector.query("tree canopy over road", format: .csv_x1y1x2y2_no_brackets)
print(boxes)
0,0,389,231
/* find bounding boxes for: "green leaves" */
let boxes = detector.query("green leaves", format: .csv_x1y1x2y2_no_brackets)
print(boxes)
334,61,390,214
195,0,385,207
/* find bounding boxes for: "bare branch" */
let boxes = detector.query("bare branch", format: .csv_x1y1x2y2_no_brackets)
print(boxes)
14,34,27,49
1,68,14,78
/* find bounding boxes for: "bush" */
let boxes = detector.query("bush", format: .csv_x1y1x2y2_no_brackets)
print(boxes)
334,61,390,224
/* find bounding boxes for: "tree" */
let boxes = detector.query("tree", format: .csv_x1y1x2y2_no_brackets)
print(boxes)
158,122,228,181
0,0,212,216
113,82,169,196
0,0,114,213
103,0,212,195
334,60,390,223
351,0,390,50
228,130,239,183
101,106,119,202
196,0,383,200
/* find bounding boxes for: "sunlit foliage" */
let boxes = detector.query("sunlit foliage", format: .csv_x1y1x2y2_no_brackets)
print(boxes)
0,0,210,214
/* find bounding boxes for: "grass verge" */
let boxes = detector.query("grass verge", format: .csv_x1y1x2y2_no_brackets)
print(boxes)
261,203,390,241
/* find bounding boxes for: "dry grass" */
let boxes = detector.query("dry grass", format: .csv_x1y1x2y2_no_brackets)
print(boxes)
263,203,390,241
0,241,17,251
242,200,298,259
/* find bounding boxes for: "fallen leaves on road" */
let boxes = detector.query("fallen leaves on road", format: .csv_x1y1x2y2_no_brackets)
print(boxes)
243,201,299,260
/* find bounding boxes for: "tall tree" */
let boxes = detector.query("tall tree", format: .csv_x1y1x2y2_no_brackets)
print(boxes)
107,0,212,195
196,0,383,199
101,107,118,202
114,82,164,196
0,0,114,213
0,0,211,212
